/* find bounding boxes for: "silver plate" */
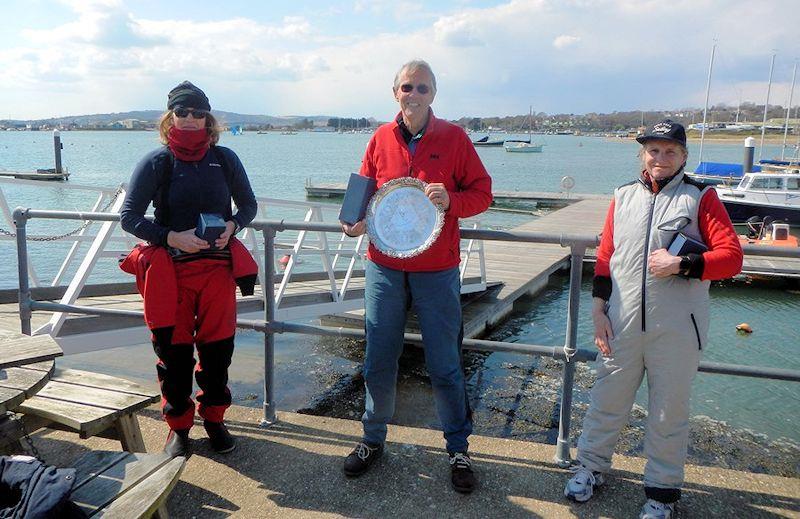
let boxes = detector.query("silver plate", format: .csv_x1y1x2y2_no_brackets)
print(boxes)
366,177,445,258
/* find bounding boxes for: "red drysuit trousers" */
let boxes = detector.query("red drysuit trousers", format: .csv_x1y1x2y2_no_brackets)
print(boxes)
152,259,237,431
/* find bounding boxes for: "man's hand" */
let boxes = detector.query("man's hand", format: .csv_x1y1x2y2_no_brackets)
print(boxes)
341,219,366,237
648,248,682,277
214,220,237,249
425,183,450,210
167,228,210,253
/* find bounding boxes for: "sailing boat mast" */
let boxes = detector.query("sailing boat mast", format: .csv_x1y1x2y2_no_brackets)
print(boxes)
735,90,741,124
698,42,716,168
759,52,776,161
781,60,797,160
527,105,532,143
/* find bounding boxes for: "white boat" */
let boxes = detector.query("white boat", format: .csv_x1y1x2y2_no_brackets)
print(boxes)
715,166,800,224
504,106,543,153
504,141,543,153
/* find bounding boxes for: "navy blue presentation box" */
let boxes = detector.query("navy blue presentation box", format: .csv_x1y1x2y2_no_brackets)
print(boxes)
667,232,708,256
196,213,227,249
338,173,377,225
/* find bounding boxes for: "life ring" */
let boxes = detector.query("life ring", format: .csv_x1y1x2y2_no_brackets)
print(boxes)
560,176,575,191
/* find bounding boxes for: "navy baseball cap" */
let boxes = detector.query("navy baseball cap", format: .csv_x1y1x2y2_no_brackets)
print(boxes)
636,119,687,147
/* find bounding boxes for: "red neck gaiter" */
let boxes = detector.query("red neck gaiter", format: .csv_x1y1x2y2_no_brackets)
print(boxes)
168,127,210,162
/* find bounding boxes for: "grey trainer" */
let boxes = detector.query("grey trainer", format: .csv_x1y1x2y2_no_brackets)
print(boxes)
639,499,675,519
564,465,605,503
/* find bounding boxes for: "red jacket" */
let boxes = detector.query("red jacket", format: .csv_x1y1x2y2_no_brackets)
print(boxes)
360,111,493,271
119,238,258,330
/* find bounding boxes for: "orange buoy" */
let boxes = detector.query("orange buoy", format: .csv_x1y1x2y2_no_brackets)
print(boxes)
735,323,753,334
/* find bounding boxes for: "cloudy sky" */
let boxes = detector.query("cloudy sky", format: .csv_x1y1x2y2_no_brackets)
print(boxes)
1,0,798,120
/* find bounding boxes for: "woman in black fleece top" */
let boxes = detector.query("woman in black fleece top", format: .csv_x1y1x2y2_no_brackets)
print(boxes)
121,80,257,458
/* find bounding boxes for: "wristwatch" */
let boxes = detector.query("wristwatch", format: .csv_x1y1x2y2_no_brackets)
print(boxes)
678,255,691,276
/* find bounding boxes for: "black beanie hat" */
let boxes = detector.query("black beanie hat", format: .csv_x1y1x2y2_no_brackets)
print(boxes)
167,81,211,111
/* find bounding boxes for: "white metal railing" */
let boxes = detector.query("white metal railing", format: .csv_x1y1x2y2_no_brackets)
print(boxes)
1,178,486,340
0,178,137,288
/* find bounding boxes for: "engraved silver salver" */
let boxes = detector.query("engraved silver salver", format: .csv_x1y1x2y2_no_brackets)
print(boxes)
366,177,445,258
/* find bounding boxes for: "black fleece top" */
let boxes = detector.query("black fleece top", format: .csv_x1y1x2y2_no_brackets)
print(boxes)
120,146,257,246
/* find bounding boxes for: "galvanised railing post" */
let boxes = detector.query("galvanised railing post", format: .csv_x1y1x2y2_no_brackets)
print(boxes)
13,207,32,335
554,244,586,467
261,226,277,426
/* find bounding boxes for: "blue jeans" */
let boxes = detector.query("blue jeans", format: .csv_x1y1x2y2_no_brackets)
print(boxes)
361,260,472,453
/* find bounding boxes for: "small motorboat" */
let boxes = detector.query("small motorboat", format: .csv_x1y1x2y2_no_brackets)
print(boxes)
738,216,799,248
715,167,800,224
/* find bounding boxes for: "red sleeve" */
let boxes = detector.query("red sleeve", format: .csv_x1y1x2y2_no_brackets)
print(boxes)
359,136,377,179
448,130,493,218
698,189,743,280
594,199,616,277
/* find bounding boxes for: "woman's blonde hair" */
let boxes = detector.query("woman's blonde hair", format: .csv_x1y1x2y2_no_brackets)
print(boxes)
158,110,222,145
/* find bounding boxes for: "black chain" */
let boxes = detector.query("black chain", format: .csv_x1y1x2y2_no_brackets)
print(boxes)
0,185,124,241
4,411,42,461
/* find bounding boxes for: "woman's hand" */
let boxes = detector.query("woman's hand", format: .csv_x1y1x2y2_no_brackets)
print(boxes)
648,248,682,277
425,183,450,210
592,297,613,357
341,220,366,237
215,221,237,249
167,228,210,253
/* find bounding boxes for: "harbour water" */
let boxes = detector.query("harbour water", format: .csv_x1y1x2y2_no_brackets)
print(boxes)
0,130,798,443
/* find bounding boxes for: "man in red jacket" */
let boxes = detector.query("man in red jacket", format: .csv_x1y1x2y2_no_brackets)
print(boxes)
340,60,493,493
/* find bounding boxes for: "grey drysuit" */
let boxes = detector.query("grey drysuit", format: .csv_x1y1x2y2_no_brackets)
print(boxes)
577,171,712,491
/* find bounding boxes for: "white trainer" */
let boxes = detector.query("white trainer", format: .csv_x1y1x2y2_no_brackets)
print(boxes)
564,464,605,503
639,499,676,519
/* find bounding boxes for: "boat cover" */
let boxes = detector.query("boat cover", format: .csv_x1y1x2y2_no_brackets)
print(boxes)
693,162,761,176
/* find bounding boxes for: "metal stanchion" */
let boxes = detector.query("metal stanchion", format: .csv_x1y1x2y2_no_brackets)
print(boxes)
13,208,32,335
554,245,586,466
261,227,277,426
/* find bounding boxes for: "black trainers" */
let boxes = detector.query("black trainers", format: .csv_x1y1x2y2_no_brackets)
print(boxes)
164,429,191,458
343,442,383,477
204,420,236,453
449,452,476,493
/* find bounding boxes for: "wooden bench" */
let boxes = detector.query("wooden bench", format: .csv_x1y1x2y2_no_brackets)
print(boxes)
0,361,160,453
70,450,184,518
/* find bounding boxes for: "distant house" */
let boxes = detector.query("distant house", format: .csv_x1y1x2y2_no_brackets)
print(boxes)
117,119,149,129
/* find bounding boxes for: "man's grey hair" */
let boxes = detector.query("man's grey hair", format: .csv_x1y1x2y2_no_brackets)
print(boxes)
393,59,437,93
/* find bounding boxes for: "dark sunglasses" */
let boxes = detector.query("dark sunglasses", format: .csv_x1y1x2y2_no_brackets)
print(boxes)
399,83,430,94
173,108,209,119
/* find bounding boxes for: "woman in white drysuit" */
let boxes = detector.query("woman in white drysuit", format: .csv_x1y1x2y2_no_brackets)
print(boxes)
564,120,743,519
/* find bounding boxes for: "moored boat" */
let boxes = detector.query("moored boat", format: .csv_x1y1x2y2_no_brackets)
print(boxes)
503,106,543,153
715,169,800,224
739,215,799,248
503,141,543,153
472,135,505,147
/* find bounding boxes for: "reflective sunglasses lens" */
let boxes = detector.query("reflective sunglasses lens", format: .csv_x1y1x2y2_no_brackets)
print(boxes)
400,84,413,93
190,110,208,119
174,108,189,118
417,85,429,94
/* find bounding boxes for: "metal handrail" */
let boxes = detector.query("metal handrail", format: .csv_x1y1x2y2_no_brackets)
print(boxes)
12,209,800,467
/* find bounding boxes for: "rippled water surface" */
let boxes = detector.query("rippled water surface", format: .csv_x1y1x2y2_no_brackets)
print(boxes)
3,130,797,441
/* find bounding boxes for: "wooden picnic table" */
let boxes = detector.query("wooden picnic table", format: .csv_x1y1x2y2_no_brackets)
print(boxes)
1,332,182,518
0,330,62,414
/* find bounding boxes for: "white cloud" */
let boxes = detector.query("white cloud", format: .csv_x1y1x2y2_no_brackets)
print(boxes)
553,35,580,49
1,0,799,119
